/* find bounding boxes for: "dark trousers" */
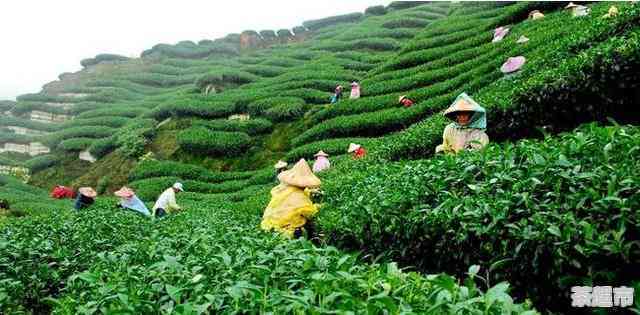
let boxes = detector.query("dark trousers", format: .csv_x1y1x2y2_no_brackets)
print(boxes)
294,220,317,239
155,208,167,218
74,194,94,210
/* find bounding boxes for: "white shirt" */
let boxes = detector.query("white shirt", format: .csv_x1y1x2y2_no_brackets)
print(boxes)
153,188,181,212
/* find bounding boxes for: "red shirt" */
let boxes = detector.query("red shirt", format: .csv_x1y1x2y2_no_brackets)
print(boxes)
353,147,367,159
401,98,414,108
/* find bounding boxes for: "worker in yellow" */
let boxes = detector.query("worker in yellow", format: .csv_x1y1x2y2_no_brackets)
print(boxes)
436,92,489,154
261,159,321,238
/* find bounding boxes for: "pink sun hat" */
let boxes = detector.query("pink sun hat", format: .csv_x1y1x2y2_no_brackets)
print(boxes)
500,56,526,74
114,186,135,198
492,26,510,43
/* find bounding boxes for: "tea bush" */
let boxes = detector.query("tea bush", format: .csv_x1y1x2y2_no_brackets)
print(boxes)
80,54,129,68
177,127,251,157
264,103,306,122
247,96,305,116
302,12,364,31
43,126,115,148
77,107,148,119
128,159,256,183
0,195,533,314
88,136,117,158
24,154,60,172
115,119,157,158
365,5,387,16
59,116,130,129
194,118,273,135
58,137,94,151
319,124,640,312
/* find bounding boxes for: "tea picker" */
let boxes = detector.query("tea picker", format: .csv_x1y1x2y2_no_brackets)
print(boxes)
261,159,321,239
115,186,151,216
312,150,330,173
399,95,414,108
348,143,367,159
330,85,343,104
350,81,361,100
74,187,97,210
435,92,489,154
152,182,184,218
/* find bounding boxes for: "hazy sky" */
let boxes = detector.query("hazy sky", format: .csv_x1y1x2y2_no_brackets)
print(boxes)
0,0,390,100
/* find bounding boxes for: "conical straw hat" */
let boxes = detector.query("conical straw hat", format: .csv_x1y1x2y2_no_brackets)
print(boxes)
277,159,321,188
565,2,579,9
314,150,329,157
603,6,618,18
274,160,288,169
348,143,361,153
79,187,97,198
114,186,135,198
500,56,526,73
516,35,530,44
443,93,484,119
398,95,407,103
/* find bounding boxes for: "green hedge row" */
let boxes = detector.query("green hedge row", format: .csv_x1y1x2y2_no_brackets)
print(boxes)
128,72,199,88
128,159,255,183
382,18,430,29
142,42,239,59
364,5,387,16
320,124,640,312
11,101,72,116
177,127,251,156
80,54,129,68
314,38,400,52
59,116,130,129
0,132,36,145
58,137,95,151
0,100,15,112
42,126,116,148
264,103,307,122
336,28,418,41
75,106,147,120
195,70,259,90
243,65,286,77
194,118,273,135
247,96,305,116
0,116,58,132
128,176,248,201
302,12,364,31
148,97,237,121
88,136,117,158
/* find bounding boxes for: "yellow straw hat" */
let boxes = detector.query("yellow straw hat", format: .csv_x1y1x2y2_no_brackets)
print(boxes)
398,95,407,103
277,159,321,188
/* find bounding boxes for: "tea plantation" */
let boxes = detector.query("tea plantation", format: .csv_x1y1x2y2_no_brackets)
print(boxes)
1,1,639,313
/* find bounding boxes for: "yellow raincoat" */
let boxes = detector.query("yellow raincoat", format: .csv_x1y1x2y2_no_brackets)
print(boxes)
261,183,318,238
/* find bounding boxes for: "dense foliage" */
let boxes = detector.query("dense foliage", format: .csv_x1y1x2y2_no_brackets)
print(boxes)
177,127,251,157
319,125,640,312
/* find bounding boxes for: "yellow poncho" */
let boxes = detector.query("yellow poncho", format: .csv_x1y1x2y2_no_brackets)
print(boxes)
261,183,318,238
